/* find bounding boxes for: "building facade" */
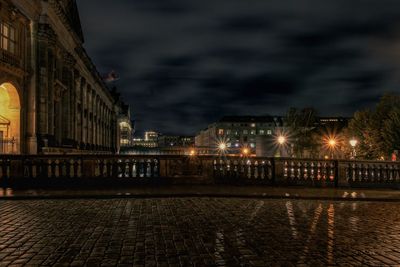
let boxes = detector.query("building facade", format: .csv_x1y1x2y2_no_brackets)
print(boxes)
0,0,123,154
158,135,194,148
195,116,285,155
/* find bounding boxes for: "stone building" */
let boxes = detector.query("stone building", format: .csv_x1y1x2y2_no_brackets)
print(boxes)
118,103,134,148
0,0,123,154
195,116,285,155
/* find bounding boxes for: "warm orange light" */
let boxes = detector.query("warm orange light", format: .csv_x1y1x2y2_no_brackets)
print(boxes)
242,148,249,155
0,83,21,154
277,135,286,145
218,142,227,151
189,149,196,156
328,139,336,147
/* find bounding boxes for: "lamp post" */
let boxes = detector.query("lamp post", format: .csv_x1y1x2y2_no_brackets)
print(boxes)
349,139,358,159
328,138,337,159
277,135,286,157
218,142,227,155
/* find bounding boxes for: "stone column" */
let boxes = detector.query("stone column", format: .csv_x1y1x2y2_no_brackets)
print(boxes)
26,21,38,154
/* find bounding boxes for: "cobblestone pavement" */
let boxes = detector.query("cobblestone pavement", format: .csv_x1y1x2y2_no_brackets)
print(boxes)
1,199,400,266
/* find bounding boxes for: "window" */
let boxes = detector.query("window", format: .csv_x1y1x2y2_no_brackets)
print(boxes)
226,129,231,135
0,22,16,54
250,143,255,148
218,129,224,135
251,123,256,127
250,130,256,135
259,130,265,135
243,130,248,135
267,130,272,135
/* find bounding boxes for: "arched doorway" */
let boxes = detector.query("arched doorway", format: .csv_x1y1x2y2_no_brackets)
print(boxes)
0,82,21,154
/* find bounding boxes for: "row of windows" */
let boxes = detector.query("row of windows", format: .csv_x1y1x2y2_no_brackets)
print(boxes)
0,22,16,54
218,129,273,136
226,143,256,148
223,123,277,127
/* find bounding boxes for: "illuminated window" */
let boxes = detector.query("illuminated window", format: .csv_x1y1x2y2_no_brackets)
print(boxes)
267,130,272,135
243,130,248,134
251,123,256,127
250,130,256,135
226,129,231,135
250,143,255,148
259,130,265,135
0,22,16,54
218,129,224,135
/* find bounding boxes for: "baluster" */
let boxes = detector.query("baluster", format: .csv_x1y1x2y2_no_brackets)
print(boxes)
309,162,315,181
132,160,138,178
111,159,118,179
296,162,301,180
239,160,245,179
395,165,400,182
389,165,394,182
377,165,383,182
127,159,133,178
365,164,370,182
254,161,259,179
290,161,295,179
371,165,377,182
233,160,239,179
328,161,333,181
106,160,112,178
384,164,389,183
153,159,159,178
146,159,152,178
283,161,288,178
65,159,71,178
99,159,105,178
73,159,79,178
303,162,308,180
50,160,57,178
316,162,322,181
346,163,352,182
360,164,365,182
260,161,266,179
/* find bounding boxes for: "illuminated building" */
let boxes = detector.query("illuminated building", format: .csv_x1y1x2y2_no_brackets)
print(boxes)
118,103,134,148
195,116,285,155
158,135,194,148
0,0,124,154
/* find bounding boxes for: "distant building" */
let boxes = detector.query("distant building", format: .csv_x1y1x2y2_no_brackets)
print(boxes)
158,135,194,148
132,138,158,149
195,116,285,155
144,131,159,142
196,116,351,157
118,103,134,148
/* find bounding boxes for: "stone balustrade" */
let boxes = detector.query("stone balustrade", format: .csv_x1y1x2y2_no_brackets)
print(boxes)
0,155,399,188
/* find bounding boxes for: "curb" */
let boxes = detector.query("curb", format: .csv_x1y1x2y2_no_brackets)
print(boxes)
1,193,400,202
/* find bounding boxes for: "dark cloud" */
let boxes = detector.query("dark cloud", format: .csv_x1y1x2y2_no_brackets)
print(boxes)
77,0,400,135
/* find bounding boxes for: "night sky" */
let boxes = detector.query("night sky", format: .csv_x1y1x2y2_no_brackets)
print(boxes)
77,0,400,135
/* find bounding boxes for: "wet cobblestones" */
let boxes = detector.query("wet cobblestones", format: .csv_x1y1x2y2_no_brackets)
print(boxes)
0,198,400,266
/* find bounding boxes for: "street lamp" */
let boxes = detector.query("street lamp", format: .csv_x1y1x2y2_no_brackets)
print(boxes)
327,138,337,159
277,135,286,157
218,142,227,151
349,138,358,159
242,148,249,156
277,135,286,145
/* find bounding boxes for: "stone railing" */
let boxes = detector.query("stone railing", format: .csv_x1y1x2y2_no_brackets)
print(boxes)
0,155,399,188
